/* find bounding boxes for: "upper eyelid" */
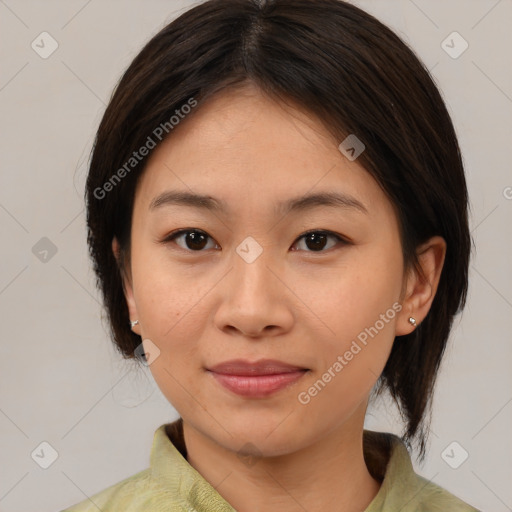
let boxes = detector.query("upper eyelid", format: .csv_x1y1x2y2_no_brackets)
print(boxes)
164,228,344,239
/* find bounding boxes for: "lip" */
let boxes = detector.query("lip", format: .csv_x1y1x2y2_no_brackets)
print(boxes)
206,359,309,398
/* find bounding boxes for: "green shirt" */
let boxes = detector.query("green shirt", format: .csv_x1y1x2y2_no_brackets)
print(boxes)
61,418,480,511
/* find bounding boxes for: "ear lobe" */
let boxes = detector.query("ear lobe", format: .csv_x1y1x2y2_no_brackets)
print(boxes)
396,236,446,335
112,237,126,288
112,237,141,335
112,236,120,262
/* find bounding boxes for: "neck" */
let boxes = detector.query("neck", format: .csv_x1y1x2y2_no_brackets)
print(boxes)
182,411,381,512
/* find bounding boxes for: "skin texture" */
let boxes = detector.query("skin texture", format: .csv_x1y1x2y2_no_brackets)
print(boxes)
113,84,446,512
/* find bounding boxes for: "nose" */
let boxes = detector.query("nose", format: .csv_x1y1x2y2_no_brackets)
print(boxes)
213,245,294,339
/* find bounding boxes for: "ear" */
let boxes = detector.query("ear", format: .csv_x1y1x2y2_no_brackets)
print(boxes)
395,236,446,335
112,237,141,336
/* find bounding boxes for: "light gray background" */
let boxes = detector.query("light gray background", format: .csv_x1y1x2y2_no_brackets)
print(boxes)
0,1,511,511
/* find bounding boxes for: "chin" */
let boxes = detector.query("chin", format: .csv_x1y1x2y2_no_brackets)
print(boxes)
205,408,308,456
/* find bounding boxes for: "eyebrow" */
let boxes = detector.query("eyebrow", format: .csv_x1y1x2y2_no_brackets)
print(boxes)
149,190,368,216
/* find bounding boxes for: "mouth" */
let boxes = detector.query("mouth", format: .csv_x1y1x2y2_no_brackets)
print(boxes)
206,359,309,398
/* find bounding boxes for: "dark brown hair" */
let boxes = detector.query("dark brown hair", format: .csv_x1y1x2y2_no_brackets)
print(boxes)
85,0,471,460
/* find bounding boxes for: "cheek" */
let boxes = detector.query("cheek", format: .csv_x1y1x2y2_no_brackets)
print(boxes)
308,247,402,340
131,240,210,340
134,264,210,414
295,291,399,430
301,247,402,394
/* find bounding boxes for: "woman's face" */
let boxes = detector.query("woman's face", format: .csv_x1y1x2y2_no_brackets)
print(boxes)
120,85,414,456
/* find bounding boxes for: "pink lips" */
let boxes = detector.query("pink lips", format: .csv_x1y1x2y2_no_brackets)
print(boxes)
207,359,308,398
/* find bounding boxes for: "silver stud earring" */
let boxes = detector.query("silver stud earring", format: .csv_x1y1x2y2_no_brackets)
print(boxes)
130,320,139,328
408,317,417,327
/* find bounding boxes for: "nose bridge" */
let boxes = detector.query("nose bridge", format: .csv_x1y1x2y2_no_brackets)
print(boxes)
212,234,293,337
232,235,276,302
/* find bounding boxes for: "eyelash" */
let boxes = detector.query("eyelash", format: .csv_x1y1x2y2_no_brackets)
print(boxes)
161,228,350,254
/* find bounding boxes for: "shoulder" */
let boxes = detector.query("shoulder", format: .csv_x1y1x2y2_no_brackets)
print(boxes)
59,421,196,512
411,474,481,512
59,468,170,512
363,430,481,511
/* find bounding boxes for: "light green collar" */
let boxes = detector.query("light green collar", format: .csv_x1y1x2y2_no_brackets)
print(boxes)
149,419,477,511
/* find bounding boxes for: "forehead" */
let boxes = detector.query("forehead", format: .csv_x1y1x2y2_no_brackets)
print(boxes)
133,85,394,223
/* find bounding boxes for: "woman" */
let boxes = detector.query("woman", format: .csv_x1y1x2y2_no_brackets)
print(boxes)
62,0,480,510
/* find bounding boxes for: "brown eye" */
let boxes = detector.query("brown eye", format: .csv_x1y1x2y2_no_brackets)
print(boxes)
164,229,218,251
292,230,347,253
